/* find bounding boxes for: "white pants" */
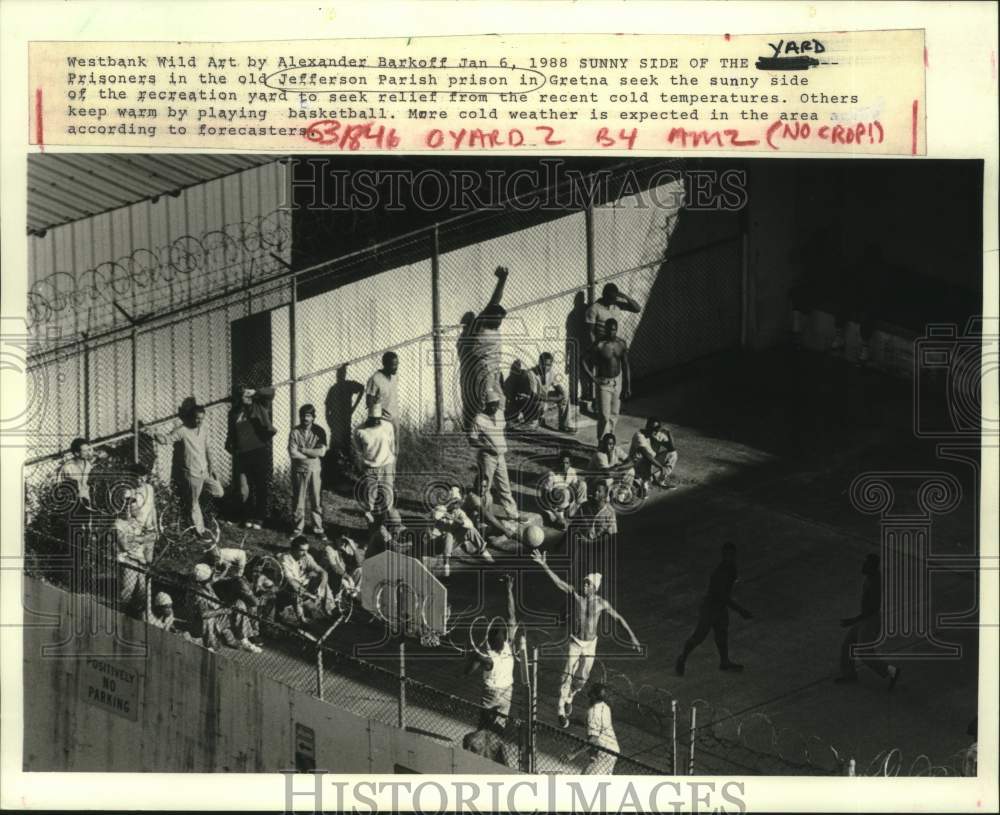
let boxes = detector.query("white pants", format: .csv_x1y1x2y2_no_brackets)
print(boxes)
585,750,618,775
482,684,513,720
559,636,597,716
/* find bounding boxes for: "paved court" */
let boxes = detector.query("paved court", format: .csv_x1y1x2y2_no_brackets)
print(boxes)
215,346,980,774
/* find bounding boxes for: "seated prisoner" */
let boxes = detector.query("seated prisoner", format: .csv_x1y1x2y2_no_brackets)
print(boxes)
431,486,494,576
114,463,159,615
628,418,678,495
146,592,178,632
588,433,636,494
316,534,366,599
277,536,338,623
187,563,261,653
540,449,587,530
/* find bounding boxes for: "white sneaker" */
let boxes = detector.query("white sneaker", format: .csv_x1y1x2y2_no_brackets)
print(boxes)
240,639,262,654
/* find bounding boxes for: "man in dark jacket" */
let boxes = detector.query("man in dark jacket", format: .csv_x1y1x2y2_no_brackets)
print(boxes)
225,384,276,529
461,707,517,768
675,542,753,675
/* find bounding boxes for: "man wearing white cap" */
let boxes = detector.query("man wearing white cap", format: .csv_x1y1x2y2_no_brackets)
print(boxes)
431,485,494,576
353,403,397,523
468,391,520,521
187,563,261,653
147,592,177,631
530,550,641,728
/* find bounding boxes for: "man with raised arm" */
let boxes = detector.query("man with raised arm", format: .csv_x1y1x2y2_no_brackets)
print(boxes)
529,549,641,729
585,282,642,345
465,574,520,721
463,266,511,425
142,402,223,543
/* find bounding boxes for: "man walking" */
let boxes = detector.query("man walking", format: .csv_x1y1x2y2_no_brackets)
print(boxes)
143,403,223,543
582,319,630,443
675,542,753,676
225,383,277,529
288,404,329,540
565,683,620,775
530,549,641,728
353,404,397,524
468,392,520,522
835,553,902,690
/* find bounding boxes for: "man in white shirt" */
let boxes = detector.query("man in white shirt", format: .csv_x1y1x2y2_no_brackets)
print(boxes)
57,437,107,509
278,536,337,623
431,486,493,576
114,462,158,613
541,449,587,529
465,575,520,721
143,404,223,542
146,592,177,632
365,351,400,449
589,433,636,496
468,393,520,521
528,352,574,432
570,683,620,775
353,404,397,522
585,282,642,344
288,404,329,540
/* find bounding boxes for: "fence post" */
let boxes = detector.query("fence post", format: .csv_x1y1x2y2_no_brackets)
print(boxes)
131,326,139,463
687,706,697,775
82,333,91,441
398,640,406,730
316,643,324,701
671,699,678,775
527,646,538,774
289,274,298,419
431,225,445,433
584,204,596,304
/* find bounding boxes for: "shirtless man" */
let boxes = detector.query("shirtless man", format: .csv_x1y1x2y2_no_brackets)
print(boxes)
581,319,630,444
530,549,641,728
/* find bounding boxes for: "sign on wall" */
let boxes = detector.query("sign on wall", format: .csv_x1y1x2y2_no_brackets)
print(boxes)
79,659,141,721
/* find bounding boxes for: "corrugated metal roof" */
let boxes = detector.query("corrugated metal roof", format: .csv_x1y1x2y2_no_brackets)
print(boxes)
27,154,282,234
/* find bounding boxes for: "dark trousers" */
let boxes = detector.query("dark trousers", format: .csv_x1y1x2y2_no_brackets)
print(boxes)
234,447,270,522
680,604,730,664
840,616,890,679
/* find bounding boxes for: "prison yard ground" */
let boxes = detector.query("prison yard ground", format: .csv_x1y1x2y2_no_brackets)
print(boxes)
182,347,978,773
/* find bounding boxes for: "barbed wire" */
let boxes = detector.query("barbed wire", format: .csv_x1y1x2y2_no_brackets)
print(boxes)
28,209,291,332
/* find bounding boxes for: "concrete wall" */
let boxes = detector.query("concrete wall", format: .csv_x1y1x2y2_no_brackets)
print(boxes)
22,577,518,774
743,160,983,358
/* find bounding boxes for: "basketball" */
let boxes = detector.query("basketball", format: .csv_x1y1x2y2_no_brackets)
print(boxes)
522,524,546,549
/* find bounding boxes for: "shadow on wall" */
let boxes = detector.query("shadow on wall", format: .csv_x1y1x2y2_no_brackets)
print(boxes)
324,364,365,490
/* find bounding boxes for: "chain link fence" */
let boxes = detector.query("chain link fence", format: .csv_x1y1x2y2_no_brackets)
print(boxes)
23,158,742,494
24,464,976,778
